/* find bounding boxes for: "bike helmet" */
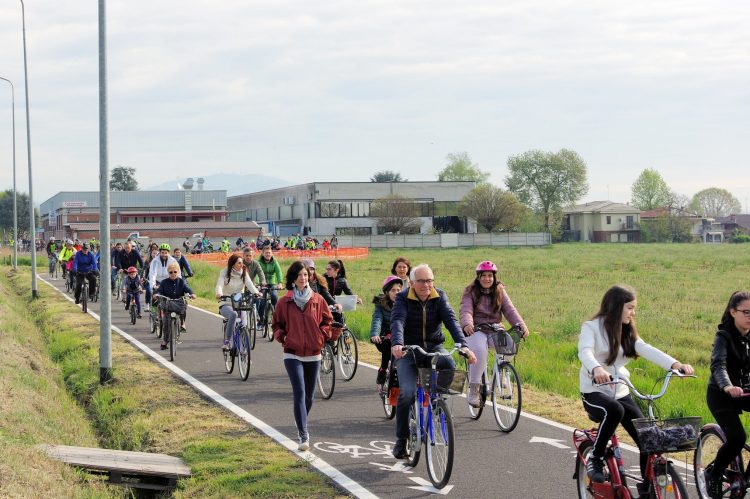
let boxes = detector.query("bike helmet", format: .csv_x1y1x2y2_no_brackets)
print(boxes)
382,275,403,293
475,261,498,273
81,242,90,249
127,266,137,273
159,243,171,251
301,258,315,269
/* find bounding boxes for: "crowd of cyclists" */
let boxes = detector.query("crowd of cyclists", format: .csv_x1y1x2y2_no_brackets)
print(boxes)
41,233,750,498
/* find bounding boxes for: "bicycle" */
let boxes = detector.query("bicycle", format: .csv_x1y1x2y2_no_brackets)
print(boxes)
113,269,123,300
463,323,524,432
149,291,163,338
78,271,97,313
124,286,143,325
317,340,336,400
573,370,698,499
220,292,254,381
258,285,278,342
92,273,100,302
157,295,188,362
401,344,469,489
64,263,74,294
379,355,398,420
330,307,359,381
693,391,750,499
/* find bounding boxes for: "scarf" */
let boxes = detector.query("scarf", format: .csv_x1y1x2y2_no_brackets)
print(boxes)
293,285,313,310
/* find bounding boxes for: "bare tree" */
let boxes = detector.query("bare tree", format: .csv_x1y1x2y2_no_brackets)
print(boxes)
459,184,525,232
370,194,422,234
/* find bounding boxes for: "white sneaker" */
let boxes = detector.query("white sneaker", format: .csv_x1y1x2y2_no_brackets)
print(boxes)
298,439,310,451
467,383,482,408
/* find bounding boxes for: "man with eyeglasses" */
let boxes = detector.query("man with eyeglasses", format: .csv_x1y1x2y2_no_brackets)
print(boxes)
389,263,476,459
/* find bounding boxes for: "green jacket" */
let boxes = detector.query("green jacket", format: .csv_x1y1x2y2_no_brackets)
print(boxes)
258,256,283,285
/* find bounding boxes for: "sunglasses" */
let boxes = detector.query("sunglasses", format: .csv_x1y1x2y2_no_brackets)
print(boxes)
168,271,179,274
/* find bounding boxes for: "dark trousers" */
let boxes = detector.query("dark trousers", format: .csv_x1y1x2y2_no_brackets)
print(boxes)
394,345,454,441
707,387,750,480
125,291,141,313
374,337,392,371
259,289,279,321
283,358,320,441
582,392,647,477
74,273,97,301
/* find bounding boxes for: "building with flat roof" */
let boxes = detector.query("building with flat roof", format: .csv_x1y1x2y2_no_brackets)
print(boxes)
562,201,641,242
227,181,478,236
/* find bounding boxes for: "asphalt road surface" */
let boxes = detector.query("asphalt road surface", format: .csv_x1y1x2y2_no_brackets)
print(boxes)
40,275,698,498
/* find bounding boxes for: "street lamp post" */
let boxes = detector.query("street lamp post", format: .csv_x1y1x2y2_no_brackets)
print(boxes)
20,0,38,298
0,76,17,270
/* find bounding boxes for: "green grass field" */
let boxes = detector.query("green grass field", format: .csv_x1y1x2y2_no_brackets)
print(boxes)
190,243,748,423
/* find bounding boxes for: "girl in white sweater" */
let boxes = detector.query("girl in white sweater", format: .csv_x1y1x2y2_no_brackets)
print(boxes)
578,284,693,487
215,254,259,350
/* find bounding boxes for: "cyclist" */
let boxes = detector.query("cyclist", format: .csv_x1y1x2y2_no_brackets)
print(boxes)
459,261,528,408
45,237,59,277
391,257,411,290
71,242,98,304
370,275,403,387
143,247,159,305
324,259,363,305
173,247,193,279
58,239,77,284
215,253,259,350
121,266,143,318
704,290,750,499
258,245,283,328
390,263,476,459
110,241,124,289
272,260,333,451
578,284,693,489
156,262,196,349
149,244,178,300
302,259,338,309
220,237,230,254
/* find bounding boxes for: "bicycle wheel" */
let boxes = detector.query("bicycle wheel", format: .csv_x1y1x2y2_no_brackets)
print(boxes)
317,343,335,399
425,398,455,489
575,440,613,499
406,397,421,468
468,370,487,420
381,363,396,420
248,308,257,351
130,302,136,325
169,317,178,362
81,282,88,313
694,425,740,499
157,309,164,339
491,362,522,432
337,328,359,381
224,330,235,374
650,461,689,499
238,326,251,381
265,302,275,342
149,307,156,334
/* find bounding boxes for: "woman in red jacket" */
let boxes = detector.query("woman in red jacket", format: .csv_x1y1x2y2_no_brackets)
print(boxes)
273,260,332,451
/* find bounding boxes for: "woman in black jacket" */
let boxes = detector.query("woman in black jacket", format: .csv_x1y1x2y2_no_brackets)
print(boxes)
324,259,362,304
704,290,750,499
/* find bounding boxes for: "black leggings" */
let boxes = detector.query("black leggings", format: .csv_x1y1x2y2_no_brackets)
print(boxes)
582,392,647,477
707,387,750,480
374,337,392,371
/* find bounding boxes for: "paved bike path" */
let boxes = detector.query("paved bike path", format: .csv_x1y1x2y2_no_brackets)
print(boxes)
40,276,697,498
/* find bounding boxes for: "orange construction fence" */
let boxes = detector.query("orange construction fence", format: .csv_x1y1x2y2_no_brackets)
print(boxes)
189,247,369,267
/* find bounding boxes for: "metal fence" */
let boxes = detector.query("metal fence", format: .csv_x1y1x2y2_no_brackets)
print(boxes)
334,232,551,248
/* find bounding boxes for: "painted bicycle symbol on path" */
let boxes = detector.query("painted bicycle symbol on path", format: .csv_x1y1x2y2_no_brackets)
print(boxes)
314,440,395,459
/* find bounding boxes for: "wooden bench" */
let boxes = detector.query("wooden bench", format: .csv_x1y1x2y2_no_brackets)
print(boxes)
38,444,192,492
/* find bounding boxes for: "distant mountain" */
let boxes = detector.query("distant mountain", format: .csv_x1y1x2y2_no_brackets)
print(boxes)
145,173,292,197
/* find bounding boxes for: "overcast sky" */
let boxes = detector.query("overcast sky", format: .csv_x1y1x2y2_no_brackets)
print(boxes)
0,1,748,207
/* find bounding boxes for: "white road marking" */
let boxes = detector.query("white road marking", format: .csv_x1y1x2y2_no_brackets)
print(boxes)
408,477,454,494
529,436,570,449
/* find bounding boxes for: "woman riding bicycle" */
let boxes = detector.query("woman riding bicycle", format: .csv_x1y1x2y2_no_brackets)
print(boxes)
370,275,403,387
578,284,693,489
459,261,528,408
704,290,750,499
156,262,196,350
215,254,260,351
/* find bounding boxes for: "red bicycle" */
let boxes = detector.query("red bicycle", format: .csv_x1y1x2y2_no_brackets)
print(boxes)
573,370,698,498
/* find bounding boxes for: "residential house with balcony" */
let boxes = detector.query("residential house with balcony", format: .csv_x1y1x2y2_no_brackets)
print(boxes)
562,201,641,242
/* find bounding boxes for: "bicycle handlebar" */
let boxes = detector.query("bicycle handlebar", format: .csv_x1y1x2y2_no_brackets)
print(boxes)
595,370,695,402
402,344,469,359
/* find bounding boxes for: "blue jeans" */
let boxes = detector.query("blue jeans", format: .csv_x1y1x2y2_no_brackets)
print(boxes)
394,345,454,441
259,288,279,322
111,268,118,288
283,358,320,441
125,291,141,314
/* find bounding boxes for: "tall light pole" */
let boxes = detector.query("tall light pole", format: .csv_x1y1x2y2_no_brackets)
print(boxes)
20,0,38,298
0,76,17,270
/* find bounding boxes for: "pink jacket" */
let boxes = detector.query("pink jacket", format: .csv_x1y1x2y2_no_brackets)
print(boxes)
459,284,524,330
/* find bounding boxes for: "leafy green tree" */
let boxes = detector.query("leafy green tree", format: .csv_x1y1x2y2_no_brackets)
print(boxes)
630,169,671,210
110,166,139,191
689,187,741,218
505,149,589,230
0,190,38,237
370,170,406,182
369,194,422,234
437,152,490,183
459,184,524,232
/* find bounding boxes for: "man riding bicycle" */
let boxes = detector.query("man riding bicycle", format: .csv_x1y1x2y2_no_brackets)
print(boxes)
46,237,60,277
110,241,124,289
58,240,76,282
149,243,178,299
258,245,283,328
390,263,476,459
71,242,98,304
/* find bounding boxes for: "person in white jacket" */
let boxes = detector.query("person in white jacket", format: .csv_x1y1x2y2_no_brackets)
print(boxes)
149,243,179,293
215,253,260,351
578,284,693,488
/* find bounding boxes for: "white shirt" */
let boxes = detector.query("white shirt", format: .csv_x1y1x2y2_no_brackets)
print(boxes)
149,256,179,289
215,268,259,297
578,318,676,398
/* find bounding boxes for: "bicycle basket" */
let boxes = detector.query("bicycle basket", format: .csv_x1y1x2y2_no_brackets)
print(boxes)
163,298,186,314
231,293,253,311
489,330,519,356
417,368,467,395
632,417,701,454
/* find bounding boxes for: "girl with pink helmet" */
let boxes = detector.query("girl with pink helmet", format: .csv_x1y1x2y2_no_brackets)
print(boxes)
370,275,404,387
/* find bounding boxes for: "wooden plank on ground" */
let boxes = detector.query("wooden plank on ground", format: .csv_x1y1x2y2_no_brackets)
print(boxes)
37,445,192,478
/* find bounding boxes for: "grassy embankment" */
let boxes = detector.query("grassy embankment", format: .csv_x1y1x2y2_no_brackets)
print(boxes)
188,244,750,426
0,266,345,498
